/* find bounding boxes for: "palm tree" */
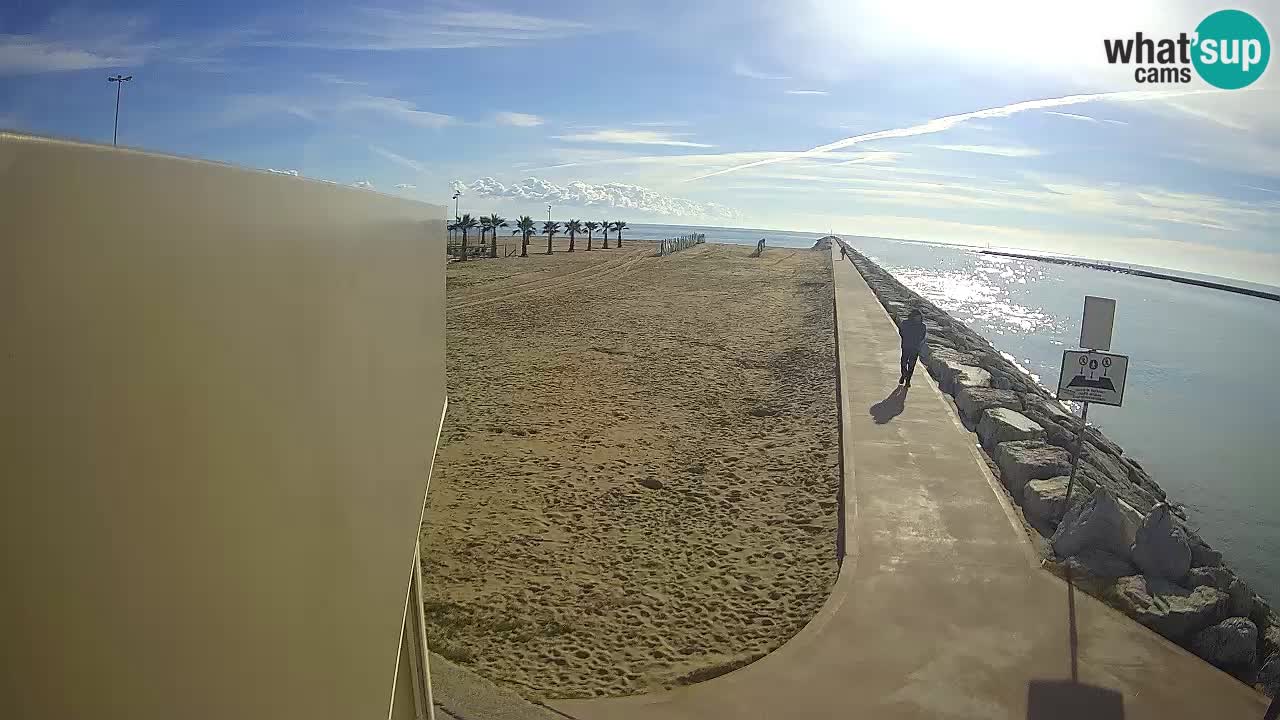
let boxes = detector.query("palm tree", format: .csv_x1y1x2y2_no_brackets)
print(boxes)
479,216,492,251
612,220,629,247
486,214,507,258
542,220,560,255
599,219,612,249
455,213,479,261
565,219,583,252
584,221,600,251
513,215,535,257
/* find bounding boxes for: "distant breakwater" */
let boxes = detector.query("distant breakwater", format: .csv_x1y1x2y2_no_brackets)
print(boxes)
979,250,1280,303
838,242,1280,697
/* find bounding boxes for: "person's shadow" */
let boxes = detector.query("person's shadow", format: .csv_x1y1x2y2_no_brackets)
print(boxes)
869,385,907,424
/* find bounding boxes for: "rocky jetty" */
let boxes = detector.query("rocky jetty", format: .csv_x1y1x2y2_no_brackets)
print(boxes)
842,244,1279,698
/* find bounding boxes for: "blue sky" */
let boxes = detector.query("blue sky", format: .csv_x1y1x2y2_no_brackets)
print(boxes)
2,0,1278,284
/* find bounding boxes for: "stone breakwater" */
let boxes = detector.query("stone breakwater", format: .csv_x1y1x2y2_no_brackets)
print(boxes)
840,244,1280,698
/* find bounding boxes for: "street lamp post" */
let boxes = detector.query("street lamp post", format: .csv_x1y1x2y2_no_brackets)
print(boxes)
450,190,461,243
107,74,133,147
547,204,552,224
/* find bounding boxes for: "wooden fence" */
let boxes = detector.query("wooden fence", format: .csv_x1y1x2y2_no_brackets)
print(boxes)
658,233,706,256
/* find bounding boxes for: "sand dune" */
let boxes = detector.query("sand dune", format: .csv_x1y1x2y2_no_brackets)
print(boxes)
422,242,840,699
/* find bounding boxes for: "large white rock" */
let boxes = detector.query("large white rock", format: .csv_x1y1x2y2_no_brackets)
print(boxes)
1019,396,1080,447
995,440,1072,496
1250,596,1274,633
1022,476,1086,530
1190,541,1224,568
922,347,975,389
1187,566,1256,618
1261,613,1280,660
978,408,1045,450
1130,503,1192,581
1258,654,1280,698
1191,617,1258,667
950,365,992,394
954,387,1021,425
1111,574,1230,640
1051,487,1140,560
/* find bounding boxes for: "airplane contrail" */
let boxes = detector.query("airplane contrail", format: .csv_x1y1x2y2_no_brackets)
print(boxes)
681,89,1207,183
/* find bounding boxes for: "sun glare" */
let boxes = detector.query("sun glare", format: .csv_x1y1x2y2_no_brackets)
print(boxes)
800,0,1170,83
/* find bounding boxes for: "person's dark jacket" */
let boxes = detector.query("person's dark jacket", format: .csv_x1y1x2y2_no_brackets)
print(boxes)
899,315,926,351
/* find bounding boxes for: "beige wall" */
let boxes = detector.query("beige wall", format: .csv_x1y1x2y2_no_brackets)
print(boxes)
0,133,445,719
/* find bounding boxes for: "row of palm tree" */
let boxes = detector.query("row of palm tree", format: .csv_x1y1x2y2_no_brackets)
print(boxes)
450,214,629,260
448,213,512,260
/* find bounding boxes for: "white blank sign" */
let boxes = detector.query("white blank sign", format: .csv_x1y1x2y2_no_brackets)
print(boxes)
1081,296,1116,351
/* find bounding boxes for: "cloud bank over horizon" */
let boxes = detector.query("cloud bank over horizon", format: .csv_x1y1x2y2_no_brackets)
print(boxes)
450,176,742,219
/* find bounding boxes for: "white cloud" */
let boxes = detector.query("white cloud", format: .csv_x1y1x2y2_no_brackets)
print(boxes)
812,166,1276,235
827,151,908,166
307,73,368,86
932,144,1043,157
259,8,590,50
395,183,417,190
0,37,139,74
370,145,426,173
219,93,452,129
521,148,911,174
342,95,453,128
0,11,152,75
494,111,544,127
684,88,1207,182
732,59,789,80
351,180,375,190
1044,110,1128,125
217,94,320,125
554,129,714,148
0,10,251,76
785,89,828,95
452,176,741,219
266,168,299,176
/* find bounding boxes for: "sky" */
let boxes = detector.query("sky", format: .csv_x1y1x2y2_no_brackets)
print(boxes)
2,0,1278,285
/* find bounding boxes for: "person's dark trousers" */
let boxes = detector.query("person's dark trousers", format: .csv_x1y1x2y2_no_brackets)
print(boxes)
900,347,920,384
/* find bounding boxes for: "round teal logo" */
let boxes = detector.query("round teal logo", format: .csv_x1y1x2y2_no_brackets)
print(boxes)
1193,9,1270,89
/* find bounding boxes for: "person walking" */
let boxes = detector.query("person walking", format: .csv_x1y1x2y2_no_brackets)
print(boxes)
898,308,927,387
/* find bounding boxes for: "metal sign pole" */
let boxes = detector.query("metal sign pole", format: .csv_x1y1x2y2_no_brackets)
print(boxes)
1061,400,1090,520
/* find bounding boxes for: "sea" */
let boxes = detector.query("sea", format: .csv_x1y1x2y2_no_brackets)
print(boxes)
628,223,1280,603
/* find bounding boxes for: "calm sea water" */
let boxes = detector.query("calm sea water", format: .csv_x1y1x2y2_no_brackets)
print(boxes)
632,223,1280,602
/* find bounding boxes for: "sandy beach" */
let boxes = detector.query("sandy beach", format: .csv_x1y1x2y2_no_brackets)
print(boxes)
422,240,839,699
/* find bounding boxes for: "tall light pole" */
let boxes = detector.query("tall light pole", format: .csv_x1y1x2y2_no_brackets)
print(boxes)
450,190,461,242
547,204,552,224
107,74,132,147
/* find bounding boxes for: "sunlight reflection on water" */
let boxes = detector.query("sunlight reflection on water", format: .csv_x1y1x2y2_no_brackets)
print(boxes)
871,255,1062,339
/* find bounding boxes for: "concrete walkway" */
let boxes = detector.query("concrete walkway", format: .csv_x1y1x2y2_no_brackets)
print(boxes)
551,246,1267,719
429,652,563,720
